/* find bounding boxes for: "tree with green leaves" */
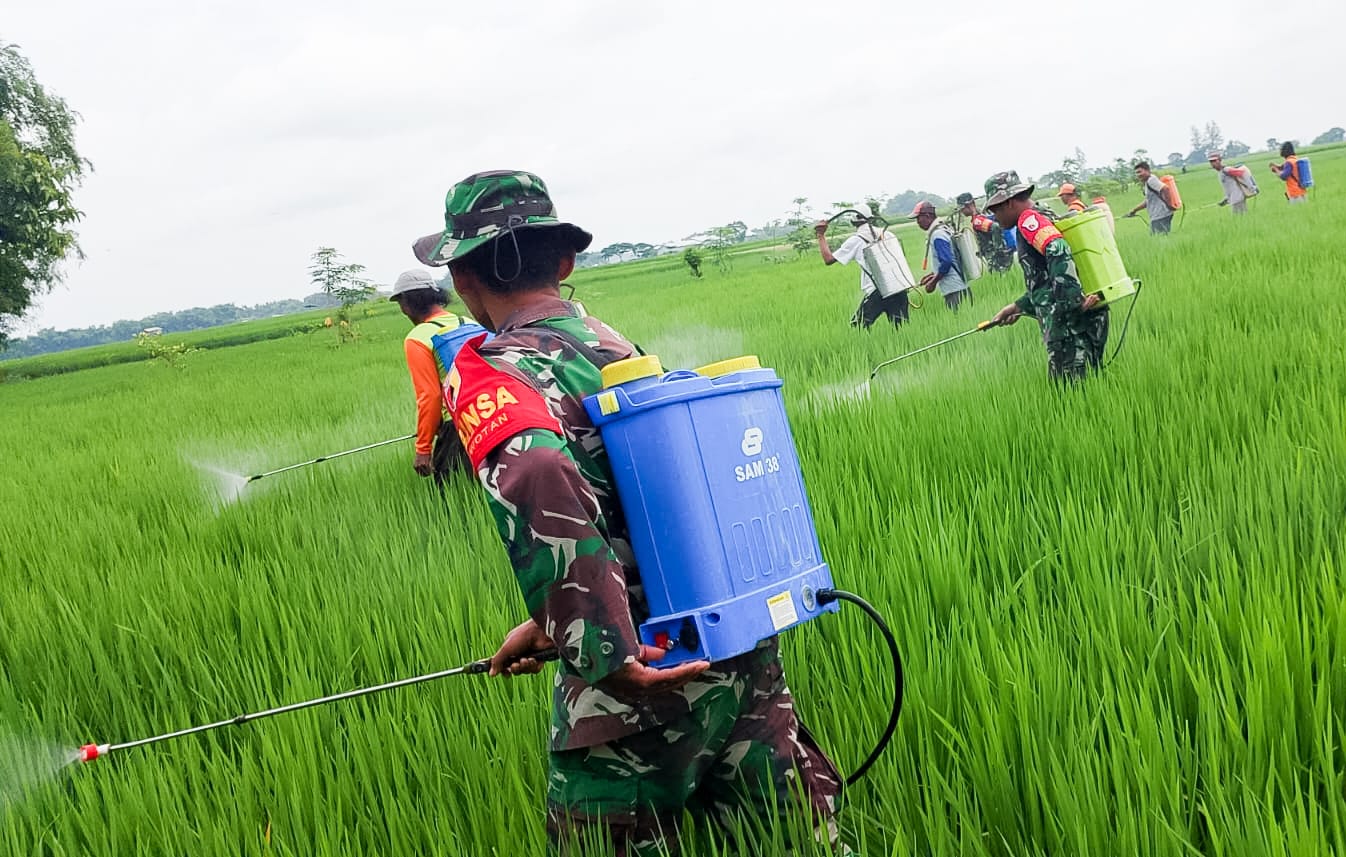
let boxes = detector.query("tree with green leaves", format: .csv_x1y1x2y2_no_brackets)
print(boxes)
599,242,633,263
707,224,740,274
785,197,814,258
1313,127,1345,145
0,43,90,346
308,247,373,343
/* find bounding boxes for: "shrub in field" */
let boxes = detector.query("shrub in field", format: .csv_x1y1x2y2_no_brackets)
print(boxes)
134,332,199,368
683,246,703,278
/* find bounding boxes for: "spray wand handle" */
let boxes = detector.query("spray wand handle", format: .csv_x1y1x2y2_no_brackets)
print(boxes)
976,319,1001,331
465,647,560,674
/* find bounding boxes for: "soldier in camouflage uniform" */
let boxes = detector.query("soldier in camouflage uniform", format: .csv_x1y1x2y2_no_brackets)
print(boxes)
983,172,1110,382
412,171,844,856
955,192,1015,273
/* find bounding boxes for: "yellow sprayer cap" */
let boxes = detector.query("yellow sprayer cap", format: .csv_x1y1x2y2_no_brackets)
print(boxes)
601,355,664,389
695,356,761,378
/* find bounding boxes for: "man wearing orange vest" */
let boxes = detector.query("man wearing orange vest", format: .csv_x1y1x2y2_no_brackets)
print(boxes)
391,269,471,483
1056,183,1087,214
1269,142,1309,204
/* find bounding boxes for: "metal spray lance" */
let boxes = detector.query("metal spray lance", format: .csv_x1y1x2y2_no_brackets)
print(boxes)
867,318,1003,380
245,434,416,483
76,649,558,763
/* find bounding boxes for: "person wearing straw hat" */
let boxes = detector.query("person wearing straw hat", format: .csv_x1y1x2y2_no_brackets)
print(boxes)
1056,183,1087,214
984,171,1110,382
389,269,475,482
412,170,845,856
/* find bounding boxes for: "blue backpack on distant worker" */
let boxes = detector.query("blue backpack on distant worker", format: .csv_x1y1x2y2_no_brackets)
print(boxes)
1297,157,1315,189
428,317,492,373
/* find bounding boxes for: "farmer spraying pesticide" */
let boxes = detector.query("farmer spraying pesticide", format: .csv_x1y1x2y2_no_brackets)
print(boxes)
1268,141,1310,203
912,201,974,311
1208,150,1258,214
411,170,845,855
985,171,1111,382
1125,162,1178,234
815,208,914,330
390,269,481,484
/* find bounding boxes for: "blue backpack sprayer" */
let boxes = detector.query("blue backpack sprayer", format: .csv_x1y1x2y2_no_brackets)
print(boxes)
77,337,902,788
583,352,903,784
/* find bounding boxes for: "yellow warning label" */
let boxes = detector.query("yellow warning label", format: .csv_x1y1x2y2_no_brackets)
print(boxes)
767,591,799,631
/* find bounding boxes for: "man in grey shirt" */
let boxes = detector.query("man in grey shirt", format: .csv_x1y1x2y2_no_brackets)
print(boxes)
1208,151,1257,214
1127,161,1177,234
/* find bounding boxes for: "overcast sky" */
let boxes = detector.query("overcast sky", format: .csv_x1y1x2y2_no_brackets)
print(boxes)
7,0,1343,332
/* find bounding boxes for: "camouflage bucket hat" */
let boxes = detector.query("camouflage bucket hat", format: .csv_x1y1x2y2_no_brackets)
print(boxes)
983,170,1035,208
955,192,975,206
412,170,593,267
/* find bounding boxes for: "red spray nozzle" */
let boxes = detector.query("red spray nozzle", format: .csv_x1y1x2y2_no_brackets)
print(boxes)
78,743,109,763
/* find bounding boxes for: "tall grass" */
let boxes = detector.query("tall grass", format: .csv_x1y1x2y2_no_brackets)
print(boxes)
1,149,1343,856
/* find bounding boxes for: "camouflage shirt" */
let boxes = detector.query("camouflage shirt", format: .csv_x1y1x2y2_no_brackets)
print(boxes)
1010,208,1102,341
447,296,776,751
968,211,1015,271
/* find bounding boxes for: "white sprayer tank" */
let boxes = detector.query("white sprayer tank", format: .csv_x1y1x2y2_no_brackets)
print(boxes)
952,229,983,281
859,232,916,298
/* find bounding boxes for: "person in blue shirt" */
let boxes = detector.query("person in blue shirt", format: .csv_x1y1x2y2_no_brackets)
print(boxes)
913,201,972,310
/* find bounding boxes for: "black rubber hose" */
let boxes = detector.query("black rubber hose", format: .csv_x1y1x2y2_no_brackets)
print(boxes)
1105,280,1143,367
815,588,904,786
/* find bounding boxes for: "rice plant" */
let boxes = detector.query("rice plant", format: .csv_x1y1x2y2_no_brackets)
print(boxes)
1,147,1343,856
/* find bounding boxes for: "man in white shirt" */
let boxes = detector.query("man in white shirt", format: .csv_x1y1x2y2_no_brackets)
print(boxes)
814,211,911,329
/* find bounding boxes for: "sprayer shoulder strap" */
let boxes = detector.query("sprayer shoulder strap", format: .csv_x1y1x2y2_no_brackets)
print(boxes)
539,325,624,370
926,222,962,277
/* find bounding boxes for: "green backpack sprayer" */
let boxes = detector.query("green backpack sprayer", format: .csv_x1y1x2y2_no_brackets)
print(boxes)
77,350,904,791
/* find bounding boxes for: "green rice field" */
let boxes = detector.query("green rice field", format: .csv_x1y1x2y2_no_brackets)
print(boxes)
2,149,1344,855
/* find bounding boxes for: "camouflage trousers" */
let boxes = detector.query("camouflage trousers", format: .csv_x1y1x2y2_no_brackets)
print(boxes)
986,251,1015,273
546,656,843,857
977,239,1014,273
1043,306,1110,382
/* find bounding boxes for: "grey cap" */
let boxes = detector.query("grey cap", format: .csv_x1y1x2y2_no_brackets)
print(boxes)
388,269,439,301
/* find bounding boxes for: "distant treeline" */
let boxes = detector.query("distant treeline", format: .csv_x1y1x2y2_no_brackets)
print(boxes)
2,293,342,360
